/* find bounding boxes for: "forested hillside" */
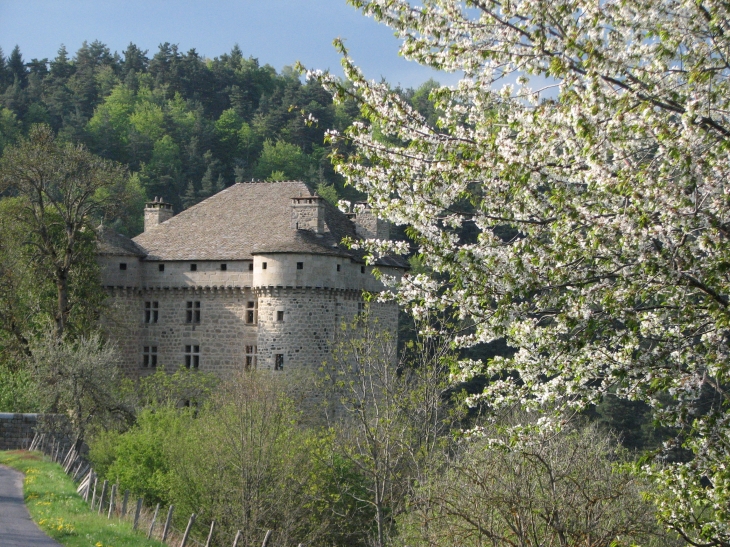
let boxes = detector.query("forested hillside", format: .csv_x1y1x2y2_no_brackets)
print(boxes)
0,41,435,235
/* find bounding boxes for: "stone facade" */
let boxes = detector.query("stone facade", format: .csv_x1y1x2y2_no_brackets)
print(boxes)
0,413,38,450
98,182,405,380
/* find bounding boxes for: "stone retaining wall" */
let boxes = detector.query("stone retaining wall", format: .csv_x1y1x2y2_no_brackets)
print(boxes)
0,413,38,450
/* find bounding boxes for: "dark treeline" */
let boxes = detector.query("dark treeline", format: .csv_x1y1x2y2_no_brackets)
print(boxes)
0,41,436,235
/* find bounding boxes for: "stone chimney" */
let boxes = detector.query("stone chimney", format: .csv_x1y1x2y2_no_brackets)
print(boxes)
291,196,325,233
144,197,173,232
351,203,390,240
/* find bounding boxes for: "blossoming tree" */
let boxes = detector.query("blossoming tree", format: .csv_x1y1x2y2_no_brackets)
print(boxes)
307,0,730,543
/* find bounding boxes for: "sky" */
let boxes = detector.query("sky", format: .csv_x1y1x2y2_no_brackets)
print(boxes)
0,0,461,89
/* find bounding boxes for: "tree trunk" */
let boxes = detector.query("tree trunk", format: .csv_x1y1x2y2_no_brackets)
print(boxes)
55,269,68,339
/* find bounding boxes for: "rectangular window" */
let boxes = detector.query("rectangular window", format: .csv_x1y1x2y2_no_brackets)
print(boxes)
337,264,341,272
276,310,284,322
361,266,365,273
144,301,159,323
119,263,127,270
220,263,227,271
158,264,165,272
262,262,267,270
186,301,201,323
358,302,366,315
245,301,258,324
185,345,200,369
245,345,257,370
190,263,197,272
296,261,303,270
274,354,284,371
248,263,253,271
142,346,158,368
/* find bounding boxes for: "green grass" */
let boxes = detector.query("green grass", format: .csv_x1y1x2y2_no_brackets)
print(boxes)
0,450,167,547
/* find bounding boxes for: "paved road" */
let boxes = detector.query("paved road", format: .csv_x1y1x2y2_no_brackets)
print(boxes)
0,465,62,547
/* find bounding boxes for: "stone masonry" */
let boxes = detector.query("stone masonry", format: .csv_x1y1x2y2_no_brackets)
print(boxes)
98,181,406,380
0,413,38,450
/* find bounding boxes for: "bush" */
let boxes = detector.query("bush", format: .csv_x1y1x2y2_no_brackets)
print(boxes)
90,407,194,507
0,363,40,412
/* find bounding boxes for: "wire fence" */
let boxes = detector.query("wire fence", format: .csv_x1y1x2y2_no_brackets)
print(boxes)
26,432,282,547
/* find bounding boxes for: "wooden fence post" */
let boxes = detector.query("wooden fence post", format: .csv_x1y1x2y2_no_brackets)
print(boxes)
97,480,108,514
71,461,82,481
64,451,77,474
261,529,272,547
121,490,129,518
147,503,160,539
74,462,88,482
108,484,117,518
62,447,75,471
205,520,215,547
162,505,174,542
133,498,143,530
179,513,196,547
90,475,98,507
232,530,242,547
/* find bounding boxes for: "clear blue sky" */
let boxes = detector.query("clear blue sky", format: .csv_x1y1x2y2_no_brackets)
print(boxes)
0,0,459,88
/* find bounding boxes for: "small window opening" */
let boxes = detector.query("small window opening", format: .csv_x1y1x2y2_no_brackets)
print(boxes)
190,263,197,272
186,301,201,323
158,264,165,272
145,301,159,323
361,266,365,273
274,354,284,371
337,264,341,272
277,310,284,322
246,301,258,324
262,262,267,270
245,345,257,370
119,263,127,271
142,346,158,368
297,262,303,270
248,263,254,271
185,345,200,369
220,263,227,271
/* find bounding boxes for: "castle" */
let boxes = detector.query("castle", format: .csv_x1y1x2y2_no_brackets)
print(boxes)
97,181,405,378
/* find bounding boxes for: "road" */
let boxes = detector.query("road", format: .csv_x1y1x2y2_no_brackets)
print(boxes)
0,465,62,547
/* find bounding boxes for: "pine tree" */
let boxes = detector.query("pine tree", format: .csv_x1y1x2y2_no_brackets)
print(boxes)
198,165,215,199
215,174,225,194
50,45,74,80
182,181,198,209
7,46,27,87
122,43,148,77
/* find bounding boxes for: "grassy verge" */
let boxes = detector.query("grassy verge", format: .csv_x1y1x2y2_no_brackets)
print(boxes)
0,450,166,547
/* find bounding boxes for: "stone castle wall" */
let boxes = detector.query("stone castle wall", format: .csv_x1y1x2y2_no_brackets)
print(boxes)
99,257,254,289
99,250,403,380
102,287,258,377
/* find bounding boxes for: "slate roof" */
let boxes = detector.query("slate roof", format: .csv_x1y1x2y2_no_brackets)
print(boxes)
123,181,406,267
97,226,146,257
